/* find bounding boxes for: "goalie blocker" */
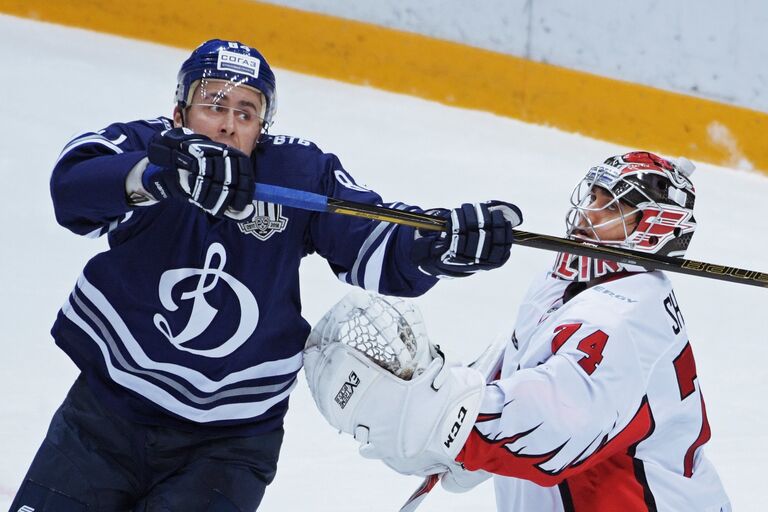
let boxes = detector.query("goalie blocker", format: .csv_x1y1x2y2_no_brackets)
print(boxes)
303,290,498,483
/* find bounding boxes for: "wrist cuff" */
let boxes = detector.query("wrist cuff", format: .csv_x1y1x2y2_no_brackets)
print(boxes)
125,157,159,206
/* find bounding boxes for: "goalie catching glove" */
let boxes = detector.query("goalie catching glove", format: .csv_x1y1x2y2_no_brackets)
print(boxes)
303,290,487,479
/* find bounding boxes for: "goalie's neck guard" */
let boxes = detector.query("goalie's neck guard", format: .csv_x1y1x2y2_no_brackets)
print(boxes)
552,252,647,283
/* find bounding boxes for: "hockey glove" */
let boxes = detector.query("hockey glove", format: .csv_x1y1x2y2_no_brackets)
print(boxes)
411,201,522,278
303,290,487,477
306,335,486,477
143,127,255,219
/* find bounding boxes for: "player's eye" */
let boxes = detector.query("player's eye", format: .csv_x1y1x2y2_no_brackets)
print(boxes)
236,110,252,122
200,104,226,114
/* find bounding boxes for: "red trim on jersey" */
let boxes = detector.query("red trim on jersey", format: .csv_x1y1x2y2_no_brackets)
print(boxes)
558,449,658,511
457,397,655,487
476,412,502,423
684,394,711,477
402,473,439,505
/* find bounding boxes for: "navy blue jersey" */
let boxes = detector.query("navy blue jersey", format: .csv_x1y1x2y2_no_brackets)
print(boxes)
50,117,437,434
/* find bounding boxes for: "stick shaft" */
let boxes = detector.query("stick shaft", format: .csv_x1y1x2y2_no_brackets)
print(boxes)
253,183,768,288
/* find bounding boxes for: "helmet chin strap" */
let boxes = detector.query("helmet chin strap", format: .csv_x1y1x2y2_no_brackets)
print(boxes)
173,104,189,129
176,79,200,129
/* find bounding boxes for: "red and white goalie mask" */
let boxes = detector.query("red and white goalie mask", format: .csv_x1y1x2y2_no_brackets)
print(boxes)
554,151,697,282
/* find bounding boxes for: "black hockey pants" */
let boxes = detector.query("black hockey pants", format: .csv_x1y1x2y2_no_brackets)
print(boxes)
10,375,283,511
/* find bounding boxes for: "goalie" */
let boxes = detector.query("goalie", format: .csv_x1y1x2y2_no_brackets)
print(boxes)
304,152,731,511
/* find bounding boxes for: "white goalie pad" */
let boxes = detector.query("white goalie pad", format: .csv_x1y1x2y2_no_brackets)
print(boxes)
303,289,486,477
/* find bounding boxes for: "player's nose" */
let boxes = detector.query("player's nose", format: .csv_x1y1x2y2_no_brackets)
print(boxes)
219,109,236,135
580,205,598,223
586,209,610,227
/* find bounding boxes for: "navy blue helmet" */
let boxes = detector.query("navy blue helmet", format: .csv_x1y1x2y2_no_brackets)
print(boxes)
176,39,277,129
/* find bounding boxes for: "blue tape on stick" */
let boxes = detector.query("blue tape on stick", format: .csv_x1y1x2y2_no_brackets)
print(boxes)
253,183,329,212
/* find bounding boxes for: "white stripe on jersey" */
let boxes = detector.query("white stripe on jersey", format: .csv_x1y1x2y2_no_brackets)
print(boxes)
63,294,297,422
70,291,294,402
364,226,397,292
68,274,303,392
340,203,409,289
57,133,124,164
84,211,135,239
347,222,392,288
84,225,104,239
58,132,138,238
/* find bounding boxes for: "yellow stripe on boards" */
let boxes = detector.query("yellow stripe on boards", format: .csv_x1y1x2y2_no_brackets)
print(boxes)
2,0,766,174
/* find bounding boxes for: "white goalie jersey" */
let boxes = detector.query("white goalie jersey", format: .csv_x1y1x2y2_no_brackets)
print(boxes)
456,270,731,512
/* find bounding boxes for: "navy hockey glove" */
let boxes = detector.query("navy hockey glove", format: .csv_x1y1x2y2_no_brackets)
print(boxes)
411,201,522,278
143,128,255,219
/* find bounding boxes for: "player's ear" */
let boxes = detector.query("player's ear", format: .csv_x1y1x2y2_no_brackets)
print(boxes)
172,107,183,128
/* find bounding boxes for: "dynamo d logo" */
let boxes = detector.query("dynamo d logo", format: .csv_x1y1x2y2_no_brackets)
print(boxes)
217,49,261,78
154,243,259,358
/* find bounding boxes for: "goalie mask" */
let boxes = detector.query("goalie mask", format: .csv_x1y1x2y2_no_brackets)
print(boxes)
554,151,697,282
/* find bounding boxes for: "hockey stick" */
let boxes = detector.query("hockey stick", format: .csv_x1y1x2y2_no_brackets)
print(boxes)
399,474,440,512
396,337,505,511
254,183,768,289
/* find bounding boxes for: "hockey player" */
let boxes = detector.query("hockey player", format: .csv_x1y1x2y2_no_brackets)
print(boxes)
304,152,731,511
10,39,522,511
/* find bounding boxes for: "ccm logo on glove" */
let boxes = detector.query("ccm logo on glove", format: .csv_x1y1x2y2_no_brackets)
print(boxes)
444,405,468,449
